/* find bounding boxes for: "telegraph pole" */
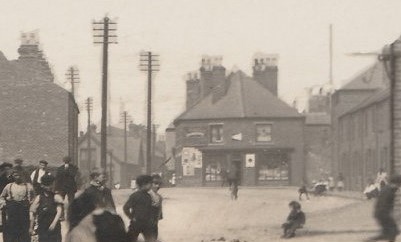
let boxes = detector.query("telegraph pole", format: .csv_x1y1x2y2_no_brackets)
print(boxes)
93,16,118,169
120,111,131,163
85,97,93,169
140,51,160,174
66,66,80,98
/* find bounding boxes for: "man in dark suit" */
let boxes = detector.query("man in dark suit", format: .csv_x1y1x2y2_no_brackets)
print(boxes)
55,156,79,205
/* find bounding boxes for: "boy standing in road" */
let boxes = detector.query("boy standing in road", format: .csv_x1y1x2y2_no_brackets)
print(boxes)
124,175,155,242
149,174,163,240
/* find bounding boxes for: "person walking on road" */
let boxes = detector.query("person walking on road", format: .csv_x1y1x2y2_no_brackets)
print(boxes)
55,156,79,205
366,174,401,242
29,174,63,242
123,175,156,242
0,170,34,242
83,170,116,212
31,160,50,196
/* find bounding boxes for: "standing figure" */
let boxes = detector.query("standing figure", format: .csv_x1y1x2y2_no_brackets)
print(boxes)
30,174,62,242
367,174,401,242
55,156,79,206
281,201,306,239
337,173,345,192
123,175,156,242
149,174,163,240
83,171,116,212
0,170,34,242
298,182,309,201
0,162,13,232
227,163,240,200
13,159,31,184
31,160,50,196
328,176,335,192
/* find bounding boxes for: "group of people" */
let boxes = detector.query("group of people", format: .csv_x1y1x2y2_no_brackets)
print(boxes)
0,155,165,242
0,156,79,242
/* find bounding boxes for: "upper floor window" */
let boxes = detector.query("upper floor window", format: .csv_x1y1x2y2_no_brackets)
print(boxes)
256,123,272,142
210,124,223,143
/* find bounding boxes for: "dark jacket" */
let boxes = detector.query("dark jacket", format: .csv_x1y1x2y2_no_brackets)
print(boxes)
123,190,153,225
286,210,306,226
83,185,116,211
55,164,78,193
375,184,398,217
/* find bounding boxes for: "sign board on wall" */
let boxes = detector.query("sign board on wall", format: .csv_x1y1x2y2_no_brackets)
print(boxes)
245,154,256,168
182,147,202,168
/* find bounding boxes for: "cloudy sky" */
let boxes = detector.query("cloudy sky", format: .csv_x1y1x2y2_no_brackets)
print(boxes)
0,0,400,132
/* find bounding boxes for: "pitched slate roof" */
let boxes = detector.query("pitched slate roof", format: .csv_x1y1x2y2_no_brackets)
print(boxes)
175,71,302,122
340,88,389,118
340,61,389,90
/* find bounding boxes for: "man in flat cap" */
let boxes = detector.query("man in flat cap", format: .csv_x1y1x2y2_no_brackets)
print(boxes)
13,159,31,184
31,160,50,195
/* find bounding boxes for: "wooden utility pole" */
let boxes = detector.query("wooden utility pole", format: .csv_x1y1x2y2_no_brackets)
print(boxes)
66,66,80,98
120,111,131,163
109,150,113,188
329,24,333,85
85,97,93,169
140,52,160,174
93,17,117,169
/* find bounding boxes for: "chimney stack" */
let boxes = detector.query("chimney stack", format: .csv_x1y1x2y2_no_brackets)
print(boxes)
252,53,278,96
186,71,201,109
199,55,226,98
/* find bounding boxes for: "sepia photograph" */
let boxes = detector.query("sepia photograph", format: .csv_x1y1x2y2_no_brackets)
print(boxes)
1,0,401,241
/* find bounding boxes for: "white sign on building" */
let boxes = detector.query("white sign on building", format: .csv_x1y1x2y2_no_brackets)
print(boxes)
245,154,256,168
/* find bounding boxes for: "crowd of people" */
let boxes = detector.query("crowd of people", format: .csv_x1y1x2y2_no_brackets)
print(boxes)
0,156,164,242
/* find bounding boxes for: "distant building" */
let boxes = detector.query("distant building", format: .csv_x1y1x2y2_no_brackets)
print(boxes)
78,125,166,187
0,31,79,166
170,54,305,186
78,125,145,188
332,61,389,190
304,112,331,181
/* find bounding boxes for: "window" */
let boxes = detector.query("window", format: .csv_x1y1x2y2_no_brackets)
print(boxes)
205,158,223,181
210,124,223,143
258,154,288,181
256,123,272,142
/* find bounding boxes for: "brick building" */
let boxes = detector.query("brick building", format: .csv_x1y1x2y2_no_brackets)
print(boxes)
171,55,305,186
332,61,389,190
0,32,79,166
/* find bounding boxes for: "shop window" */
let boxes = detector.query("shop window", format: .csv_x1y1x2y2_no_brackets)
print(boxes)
256,123,272,142
209,124,223,143
258,154,288,181
205,162,222,181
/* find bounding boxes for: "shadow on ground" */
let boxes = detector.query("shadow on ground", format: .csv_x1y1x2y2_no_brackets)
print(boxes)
298,229,377,237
